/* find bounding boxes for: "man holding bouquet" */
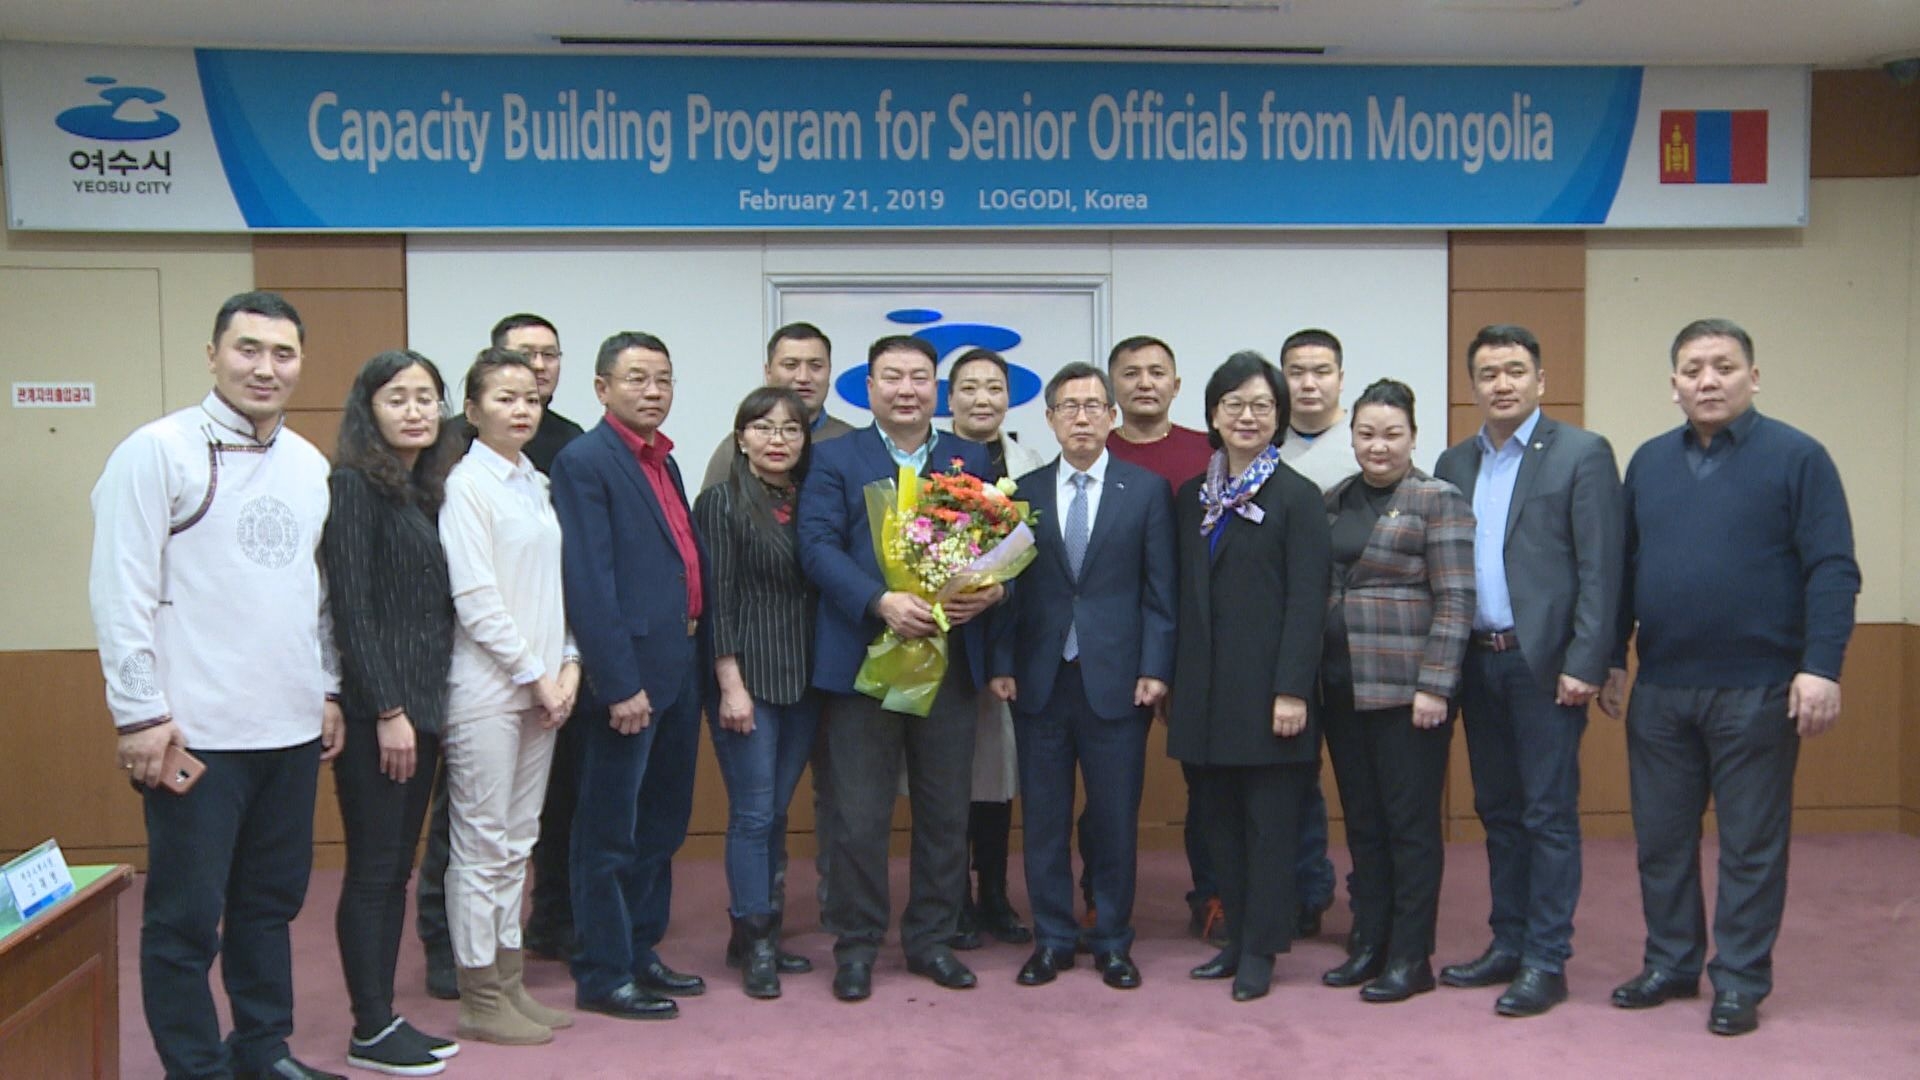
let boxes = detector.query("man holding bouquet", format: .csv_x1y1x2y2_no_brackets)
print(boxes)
798,335,1005,1002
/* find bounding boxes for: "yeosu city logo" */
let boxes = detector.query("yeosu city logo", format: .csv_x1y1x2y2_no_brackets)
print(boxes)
56,75,181,141
835,308,1044,418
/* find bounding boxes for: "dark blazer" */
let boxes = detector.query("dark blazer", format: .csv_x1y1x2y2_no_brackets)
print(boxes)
1167,463,1331,767
549,420,709,711
991,456,1177,721
320,467,455,734
797,425,997,695
1433,413,1624,691
1324,471,1476,711
692,474,816,706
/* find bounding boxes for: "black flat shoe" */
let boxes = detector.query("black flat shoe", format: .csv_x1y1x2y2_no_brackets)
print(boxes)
1360,959,1436,1003
1495,967,1568,1017
1321,945,1386,988
1295,901,1330,940
1231,954,1274,1002
832,961,873,1002
1093,950,1141,990
238,1058,347,1080
1440,945,1521,988
1708,990,1762,1036
1610,967,1700,1009
1189,948,1238,980
634,958,706,997
1017,946,1075,986
575,982,679,1021
906,950,977,989
977,891,1035,946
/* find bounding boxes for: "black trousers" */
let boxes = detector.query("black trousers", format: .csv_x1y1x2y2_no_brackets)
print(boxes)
414,762,452,963
141,740,319,1079
1626,682,1798,997
1189,761,1311,959
333,724,439,1038
526,714,580,943
826,642,977,965
1323,694,1451,966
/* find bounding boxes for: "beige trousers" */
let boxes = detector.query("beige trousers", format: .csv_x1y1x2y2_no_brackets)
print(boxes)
443,707,557,969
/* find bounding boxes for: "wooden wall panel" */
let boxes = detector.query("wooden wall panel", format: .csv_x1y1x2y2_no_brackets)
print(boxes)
284,410,342,458
1905,624,1920,834
1810,70,1920,179
272,289,408,411
253,234,405,291
1448,232,1585,292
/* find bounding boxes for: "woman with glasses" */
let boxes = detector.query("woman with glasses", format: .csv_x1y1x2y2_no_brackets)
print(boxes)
323,350,464,1075
441,348,579,1045
1317,378,1474,1004
692,387,820,998
1167,350,1332,1002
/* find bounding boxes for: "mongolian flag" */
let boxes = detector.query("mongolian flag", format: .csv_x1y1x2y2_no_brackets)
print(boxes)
1659,110,1768,184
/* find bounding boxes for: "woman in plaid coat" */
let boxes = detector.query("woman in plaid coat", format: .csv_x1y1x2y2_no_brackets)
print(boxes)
1317,379,1476,1005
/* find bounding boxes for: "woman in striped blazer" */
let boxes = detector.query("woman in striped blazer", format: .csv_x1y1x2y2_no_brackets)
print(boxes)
692,386,821,999
1319,378,1476,1005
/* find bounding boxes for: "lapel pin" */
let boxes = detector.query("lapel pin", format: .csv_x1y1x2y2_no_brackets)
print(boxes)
1387,508,1401,518
1533,442,1544,450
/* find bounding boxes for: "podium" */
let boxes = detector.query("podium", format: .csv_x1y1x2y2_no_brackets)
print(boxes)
0,865,135,1080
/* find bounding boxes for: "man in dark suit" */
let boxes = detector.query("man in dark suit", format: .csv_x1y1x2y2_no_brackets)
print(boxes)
987,362,1176,990
1434,324,1624,1017
797,335,1004,1002
550,331,709,1021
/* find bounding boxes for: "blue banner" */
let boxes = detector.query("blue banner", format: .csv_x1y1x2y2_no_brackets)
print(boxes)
0,44,1810,231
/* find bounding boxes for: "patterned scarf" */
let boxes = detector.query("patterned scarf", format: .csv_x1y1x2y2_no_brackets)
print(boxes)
1198,443,1281,536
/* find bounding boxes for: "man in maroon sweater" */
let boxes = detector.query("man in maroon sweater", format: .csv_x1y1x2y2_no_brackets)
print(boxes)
1103,335,1221,943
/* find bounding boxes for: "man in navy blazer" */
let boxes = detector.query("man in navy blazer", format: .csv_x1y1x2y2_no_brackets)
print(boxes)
550,332,710,1021
1433,324,1624,1018
988,362,1176,991
797,335,1005,1002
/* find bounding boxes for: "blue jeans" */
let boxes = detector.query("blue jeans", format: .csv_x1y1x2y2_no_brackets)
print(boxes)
710,695,821,918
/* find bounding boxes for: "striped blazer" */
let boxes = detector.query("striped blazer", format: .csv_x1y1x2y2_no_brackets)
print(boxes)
692,475,816,706
1324,471,1476,711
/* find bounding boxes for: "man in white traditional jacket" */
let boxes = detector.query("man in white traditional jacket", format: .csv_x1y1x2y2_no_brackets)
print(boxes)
90,291,346,1080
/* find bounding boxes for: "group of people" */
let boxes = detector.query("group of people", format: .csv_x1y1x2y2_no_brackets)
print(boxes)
88,289,1857,1080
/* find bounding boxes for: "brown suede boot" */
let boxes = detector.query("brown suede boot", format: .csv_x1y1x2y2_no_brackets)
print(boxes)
498,947,574,1030
457,961,553,1045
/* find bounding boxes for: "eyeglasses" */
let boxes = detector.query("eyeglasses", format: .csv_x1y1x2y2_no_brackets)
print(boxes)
744,421,805,442
614,373,674,391
517,348,562,363
1218,397,1277,419
1049,399,1111,417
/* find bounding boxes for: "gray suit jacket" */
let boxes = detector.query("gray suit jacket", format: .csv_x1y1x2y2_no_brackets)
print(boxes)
1434,413,1625,691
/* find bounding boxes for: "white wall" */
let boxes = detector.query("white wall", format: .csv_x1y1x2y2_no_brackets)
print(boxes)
406,230,1449,473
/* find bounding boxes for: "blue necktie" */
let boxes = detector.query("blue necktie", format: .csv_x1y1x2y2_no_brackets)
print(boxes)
1064,471,1090,660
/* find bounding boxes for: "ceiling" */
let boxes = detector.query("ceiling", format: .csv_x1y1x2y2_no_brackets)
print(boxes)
0,0,1918,68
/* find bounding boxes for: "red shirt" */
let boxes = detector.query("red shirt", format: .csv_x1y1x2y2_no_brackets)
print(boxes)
605,412,705,619
1106,424,1214,490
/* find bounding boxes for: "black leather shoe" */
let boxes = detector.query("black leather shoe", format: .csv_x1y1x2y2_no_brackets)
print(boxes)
1295,900,1330,939
1360,959,1436,1003
1231,954,1274,1002
1440,945,1522,988
768,911,814,974
575,981,679,1021
978,898,1034,946
1610,967,1700,1009
948,901,985,951
1017,946,1075,986
1093,950,1142,990
1189,947,1238,980
1321,944,1386,988
832,961,872,1002
423,947,458,1001
907,950,977,989
634,958,706,997
238,1058,347,1080
523,923,575,962
1708,990,1762,1036
1496,967,1569,1017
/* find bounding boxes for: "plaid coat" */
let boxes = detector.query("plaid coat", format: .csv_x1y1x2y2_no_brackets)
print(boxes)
1324,471,1476,710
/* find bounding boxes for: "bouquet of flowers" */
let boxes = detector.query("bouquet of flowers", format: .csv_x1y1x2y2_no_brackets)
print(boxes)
855,459,1039,716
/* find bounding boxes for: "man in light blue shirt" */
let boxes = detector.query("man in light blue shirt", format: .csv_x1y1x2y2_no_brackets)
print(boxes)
1433,324,1624,1019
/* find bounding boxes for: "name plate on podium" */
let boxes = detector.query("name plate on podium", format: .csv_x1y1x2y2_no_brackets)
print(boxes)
3,839,76,923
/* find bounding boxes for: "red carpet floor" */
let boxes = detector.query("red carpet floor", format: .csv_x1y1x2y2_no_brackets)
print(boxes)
116,833,1920,1078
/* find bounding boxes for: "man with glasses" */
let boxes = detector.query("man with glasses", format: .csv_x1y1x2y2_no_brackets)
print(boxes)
989,362,1176,991
797,335,1004,1002
551,332,709,1020
417,313,586,996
